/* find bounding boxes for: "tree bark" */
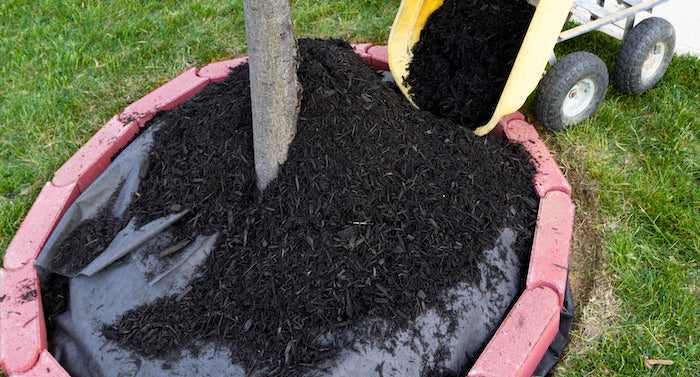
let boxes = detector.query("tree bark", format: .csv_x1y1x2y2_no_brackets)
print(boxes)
242,0,300,191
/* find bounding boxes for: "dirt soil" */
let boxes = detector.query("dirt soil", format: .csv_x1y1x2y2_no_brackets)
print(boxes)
49,39,540,376
560,162,604,309
406,0,534,129
534,132,611,370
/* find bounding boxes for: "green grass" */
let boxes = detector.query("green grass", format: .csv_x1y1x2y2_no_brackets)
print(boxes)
0,0,395,253
543,31,699,377
1,2,698,376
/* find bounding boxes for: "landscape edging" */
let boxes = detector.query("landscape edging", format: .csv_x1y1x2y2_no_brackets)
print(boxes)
198,57,249,82
7,350,69,377
0,264,47,374
51,117,141,191
2,183,80,270
0,46,574,377
502,119,572,197
467,285,561,377
118,67,209,125
526,190,575,306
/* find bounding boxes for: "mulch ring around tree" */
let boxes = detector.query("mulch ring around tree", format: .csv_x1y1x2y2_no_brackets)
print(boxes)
44,38,539,376
406,0,535,129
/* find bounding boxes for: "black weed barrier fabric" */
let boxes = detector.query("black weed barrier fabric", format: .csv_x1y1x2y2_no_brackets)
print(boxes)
42,39,539,376
406,0,535,129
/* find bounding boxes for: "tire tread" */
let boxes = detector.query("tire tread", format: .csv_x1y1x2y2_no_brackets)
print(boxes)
614,17,675,95
535,52,609,131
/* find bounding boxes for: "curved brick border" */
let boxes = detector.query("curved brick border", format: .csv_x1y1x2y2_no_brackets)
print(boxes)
0,45,574,377
0,264,47,374
198,57,249,82
470,114,575,377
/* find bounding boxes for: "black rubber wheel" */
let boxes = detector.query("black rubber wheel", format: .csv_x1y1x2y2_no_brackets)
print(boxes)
614,17,675,95
535,52,609,131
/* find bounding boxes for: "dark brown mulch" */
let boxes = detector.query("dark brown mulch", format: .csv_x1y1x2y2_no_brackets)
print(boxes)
405,0,535,129
51,39,538,376
49,189,125,275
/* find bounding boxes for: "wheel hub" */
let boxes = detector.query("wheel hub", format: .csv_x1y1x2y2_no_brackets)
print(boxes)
562,78,595,117
642,42,666,79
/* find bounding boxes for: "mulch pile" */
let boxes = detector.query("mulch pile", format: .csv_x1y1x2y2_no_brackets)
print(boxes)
47,39,539,376
406,0,535,128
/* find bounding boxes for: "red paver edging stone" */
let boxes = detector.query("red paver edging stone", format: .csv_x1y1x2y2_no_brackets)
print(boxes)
468,286,561,377
52,117,141,191
491,112,526,140
2,183,80,270
351,43,373,63
469,114,575,376
1,51,574,376
118,67,209,125
367,45,390,70
0,264,46,374
526,190,575,305
7,350,69,377
503,119,571,198
198,57,249,82
500,111,526,124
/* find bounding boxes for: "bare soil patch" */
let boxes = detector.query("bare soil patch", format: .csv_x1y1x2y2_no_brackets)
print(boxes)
537,132,617,370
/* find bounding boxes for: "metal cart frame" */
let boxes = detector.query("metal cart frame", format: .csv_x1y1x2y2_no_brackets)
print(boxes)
561,0,670,42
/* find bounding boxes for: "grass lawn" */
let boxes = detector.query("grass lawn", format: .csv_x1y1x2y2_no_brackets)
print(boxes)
1,1,697,376
542,29,699,376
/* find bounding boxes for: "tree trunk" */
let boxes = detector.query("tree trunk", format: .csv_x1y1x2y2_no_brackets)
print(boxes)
242,0,300,191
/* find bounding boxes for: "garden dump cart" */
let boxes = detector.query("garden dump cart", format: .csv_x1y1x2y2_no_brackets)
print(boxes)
388,0,675,132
